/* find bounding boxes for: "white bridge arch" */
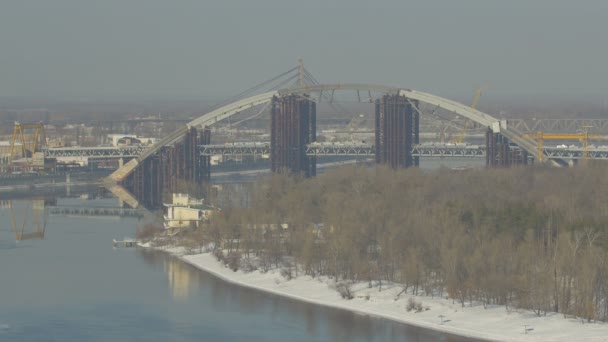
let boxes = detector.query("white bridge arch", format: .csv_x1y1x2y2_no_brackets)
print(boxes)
108,84,540,182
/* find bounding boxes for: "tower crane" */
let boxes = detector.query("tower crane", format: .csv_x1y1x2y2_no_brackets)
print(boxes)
453,87,486,144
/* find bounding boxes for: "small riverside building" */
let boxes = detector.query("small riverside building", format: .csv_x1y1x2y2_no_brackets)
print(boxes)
163,193,216,235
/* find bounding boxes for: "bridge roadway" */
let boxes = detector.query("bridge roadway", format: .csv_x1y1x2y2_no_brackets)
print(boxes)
45,144,484,159
106,84,543,183
44,143,608,160
202,143,608,160
43,146,147,158
200,143,488,158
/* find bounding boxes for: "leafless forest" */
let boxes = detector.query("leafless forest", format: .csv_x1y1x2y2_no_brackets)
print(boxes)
180,164,608,322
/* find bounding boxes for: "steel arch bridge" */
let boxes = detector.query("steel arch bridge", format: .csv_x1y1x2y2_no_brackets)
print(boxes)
107,84,540,183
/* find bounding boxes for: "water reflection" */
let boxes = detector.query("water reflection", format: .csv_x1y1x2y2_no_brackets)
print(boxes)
0,199,51,242
165,256,197,301
138,249,197,301
141,249,479,342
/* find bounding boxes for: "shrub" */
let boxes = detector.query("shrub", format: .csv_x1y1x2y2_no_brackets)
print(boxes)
280,260,295,280
182,238,198,255
280,268,293,280
225,252,241,272
241,259,258,273
336,282,354,300
407,298,424,312
213,249,224,262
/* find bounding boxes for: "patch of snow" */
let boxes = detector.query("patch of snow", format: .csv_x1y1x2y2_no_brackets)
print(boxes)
144,245,608,342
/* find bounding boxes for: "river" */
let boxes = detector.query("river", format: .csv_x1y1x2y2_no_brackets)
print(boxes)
0,191,482,342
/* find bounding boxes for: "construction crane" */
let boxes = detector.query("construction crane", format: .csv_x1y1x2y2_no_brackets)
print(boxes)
9,122,47,164
523,130,605,161
453,87,486,144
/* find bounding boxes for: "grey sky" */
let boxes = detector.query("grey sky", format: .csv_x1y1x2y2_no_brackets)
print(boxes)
0,0,607,103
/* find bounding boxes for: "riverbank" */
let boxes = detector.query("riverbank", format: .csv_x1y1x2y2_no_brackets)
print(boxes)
147,246,607,342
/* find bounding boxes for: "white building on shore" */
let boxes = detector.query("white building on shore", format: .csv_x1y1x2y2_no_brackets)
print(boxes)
163,193,216,235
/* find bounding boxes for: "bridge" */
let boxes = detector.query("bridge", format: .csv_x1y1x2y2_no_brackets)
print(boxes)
43,143,483,158
91,66,602,209
43,146,147,158
107,84,536,182
44,143,608,160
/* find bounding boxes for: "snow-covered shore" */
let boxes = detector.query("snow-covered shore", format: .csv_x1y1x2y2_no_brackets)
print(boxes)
150,245,607,342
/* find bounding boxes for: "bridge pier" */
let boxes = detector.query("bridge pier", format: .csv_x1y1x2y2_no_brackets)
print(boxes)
485,128,529,167
270,94,316,176
375,95,419,169
120,126,211,209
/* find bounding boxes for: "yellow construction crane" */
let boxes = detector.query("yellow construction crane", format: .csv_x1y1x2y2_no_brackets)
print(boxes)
523,130,605,161
453,87,486,144
9,122,47,164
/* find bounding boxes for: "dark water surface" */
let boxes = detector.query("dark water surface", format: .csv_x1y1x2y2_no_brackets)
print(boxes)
0,196,481,342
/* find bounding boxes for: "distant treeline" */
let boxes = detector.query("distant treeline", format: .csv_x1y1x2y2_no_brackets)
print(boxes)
183,164,608,322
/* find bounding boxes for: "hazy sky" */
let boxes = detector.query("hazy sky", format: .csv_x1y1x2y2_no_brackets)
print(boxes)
1,0,607,103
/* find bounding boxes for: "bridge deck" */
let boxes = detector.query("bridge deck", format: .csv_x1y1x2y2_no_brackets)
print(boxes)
44,143,608,160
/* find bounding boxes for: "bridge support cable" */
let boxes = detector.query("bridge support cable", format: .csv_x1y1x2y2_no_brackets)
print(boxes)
215,66,298,109
228,70,314,128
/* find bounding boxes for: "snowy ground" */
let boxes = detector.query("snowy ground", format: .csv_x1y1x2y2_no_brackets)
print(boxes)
149,245,608,342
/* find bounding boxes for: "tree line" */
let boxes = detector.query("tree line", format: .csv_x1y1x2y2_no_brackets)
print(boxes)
177,163,608,322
